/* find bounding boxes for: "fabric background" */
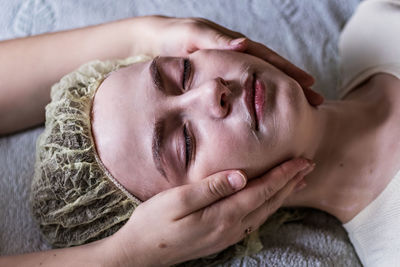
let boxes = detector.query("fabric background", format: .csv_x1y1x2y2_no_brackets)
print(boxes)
0,0,362,266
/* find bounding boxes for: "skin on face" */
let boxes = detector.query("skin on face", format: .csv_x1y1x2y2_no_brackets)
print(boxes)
91,50,313,201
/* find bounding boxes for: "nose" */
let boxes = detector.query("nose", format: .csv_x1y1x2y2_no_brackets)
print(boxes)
171,77,232,120
199,77,231,119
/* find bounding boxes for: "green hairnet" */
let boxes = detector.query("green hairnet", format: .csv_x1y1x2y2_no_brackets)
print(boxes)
30,55,149,247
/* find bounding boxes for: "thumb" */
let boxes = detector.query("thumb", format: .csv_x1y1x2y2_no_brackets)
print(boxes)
173,170,247,218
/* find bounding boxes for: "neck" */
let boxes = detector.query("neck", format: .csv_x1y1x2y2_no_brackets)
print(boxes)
283,97,375,222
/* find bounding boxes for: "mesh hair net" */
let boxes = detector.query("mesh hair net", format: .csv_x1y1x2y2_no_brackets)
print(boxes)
30,56,150,247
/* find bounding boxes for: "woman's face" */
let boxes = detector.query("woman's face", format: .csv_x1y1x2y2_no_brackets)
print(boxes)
92,50,312,200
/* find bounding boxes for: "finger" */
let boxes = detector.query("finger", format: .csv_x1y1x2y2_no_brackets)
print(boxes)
192,17,245,39
241,168,308,229
185,19,247,52
219,158,312,219
171,170,247,219
187,18,315,88
302,87,324,106
186,27,236,52
239,40,315,88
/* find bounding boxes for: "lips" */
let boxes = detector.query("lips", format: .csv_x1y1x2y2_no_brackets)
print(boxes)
244,73,264,131
254,77,265,127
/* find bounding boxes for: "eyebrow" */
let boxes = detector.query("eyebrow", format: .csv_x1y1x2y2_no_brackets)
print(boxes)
150,58,169,181
150,57,164,93
152,119,168,181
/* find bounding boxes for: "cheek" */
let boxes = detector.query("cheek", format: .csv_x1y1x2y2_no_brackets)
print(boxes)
189,127,257,181
274,79,307,141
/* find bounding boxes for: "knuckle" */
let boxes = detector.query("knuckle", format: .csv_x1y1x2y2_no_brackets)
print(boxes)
182,21,208,36
261,184,276,200
214,219,233,236
213,211,239,235
185,17,206,28
207,178,231,198
174,189,190,206
274,163,290,179
214,32,228,43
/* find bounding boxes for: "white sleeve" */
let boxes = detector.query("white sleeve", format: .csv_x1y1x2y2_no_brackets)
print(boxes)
338,0,400,99
343,171,400,267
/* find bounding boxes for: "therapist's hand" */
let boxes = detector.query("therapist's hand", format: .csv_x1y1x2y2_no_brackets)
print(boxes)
136,16,323,107
107,158,314,267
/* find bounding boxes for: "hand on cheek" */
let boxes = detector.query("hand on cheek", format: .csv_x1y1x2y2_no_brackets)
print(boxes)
109,158,313,266
147,16,324,107
227,38,324,107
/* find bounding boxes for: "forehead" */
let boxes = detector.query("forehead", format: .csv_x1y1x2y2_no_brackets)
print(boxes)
92,60,171,199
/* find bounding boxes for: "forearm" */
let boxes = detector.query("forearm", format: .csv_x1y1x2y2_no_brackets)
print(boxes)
0,16,153,136
0,237,126,267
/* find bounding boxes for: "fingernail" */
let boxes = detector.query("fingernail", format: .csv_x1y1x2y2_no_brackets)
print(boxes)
228,171,246,190
229,37,246,46
294,180,307,192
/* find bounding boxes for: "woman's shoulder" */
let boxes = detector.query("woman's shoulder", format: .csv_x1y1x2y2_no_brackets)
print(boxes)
338,0,400,99
343,73,400,102
341,73,400,108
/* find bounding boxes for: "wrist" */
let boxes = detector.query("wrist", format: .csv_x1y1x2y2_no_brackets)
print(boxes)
92,236,130,267
99,230,157,267
128,15,167,57
107,17,147,59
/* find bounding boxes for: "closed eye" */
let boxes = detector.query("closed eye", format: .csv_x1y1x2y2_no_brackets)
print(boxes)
183,123,193,169
182,58,191,91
